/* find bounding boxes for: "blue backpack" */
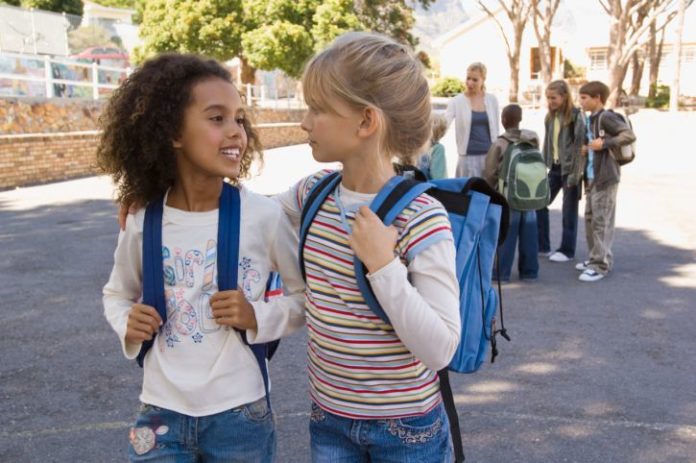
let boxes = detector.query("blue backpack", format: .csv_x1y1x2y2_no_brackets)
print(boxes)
140,183,280,406
299,171,510,463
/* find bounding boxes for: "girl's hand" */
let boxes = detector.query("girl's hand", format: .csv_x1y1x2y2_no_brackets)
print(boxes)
118,200,143,231
588,138,604,151
349,206,398,274
581,145,588,156
125,303,163,343
210,290,258,330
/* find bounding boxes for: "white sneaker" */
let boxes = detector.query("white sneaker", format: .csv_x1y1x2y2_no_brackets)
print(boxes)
549,252,571,263
575,261,590,271
579,269,605,282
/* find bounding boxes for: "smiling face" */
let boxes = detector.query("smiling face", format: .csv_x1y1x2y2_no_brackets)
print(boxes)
546,89,564,112
466,69,484,94
173,77,247,181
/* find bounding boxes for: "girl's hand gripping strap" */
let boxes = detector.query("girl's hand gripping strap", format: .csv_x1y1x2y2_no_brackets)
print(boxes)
353,176,433,325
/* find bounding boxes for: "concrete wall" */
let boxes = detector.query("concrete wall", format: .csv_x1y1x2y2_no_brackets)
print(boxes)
0,98,306,189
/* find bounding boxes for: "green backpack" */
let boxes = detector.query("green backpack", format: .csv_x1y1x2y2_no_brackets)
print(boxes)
497,138,550,211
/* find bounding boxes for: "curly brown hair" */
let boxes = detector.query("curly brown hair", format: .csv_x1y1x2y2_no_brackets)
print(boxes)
96,53,262,205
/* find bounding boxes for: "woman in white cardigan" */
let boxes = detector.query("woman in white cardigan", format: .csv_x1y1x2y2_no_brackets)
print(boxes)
444,62,500,178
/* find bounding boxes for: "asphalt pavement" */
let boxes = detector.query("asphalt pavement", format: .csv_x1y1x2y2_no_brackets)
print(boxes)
1,110,695,462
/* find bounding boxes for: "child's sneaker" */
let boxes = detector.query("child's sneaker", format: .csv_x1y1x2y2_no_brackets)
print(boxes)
575,260,590,271
579,269,604,282
549,252,571,263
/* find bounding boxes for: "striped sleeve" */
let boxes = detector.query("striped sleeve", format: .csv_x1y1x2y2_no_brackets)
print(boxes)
395,194,453,262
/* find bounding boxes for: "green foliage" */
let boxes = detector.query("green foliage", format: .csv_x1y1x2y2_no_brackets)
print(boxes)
311,0,362,51
1,0,22,6
20,0,82,15
646,84,670,108
91,0,135,7
68,25,115,53
242,21,314,78
431,76,464,97
137,0,244,63
563,59,585,79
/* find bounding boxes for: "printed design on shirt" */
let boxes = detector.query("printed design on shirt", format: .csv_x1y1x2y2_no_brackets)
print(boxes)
158,240,221,351
240,257,260,300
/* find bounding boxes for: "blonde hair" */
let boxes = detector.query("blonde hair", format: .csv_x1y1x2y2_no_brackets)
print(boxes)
302,31,431,164
467,62,487,92
431,115,448,143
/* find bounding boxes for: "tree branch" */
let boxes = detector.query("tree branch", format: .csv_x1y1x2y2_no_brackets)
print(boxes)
478,0,513,56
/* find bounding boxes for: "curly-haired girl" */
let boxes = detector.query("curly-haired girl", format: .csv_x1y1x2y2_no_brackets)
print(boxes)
99,53,305,462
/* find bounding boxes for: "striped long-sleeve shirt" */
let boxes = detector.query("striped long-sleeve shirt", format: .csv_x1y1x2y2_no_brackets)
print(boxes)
288,171,460,419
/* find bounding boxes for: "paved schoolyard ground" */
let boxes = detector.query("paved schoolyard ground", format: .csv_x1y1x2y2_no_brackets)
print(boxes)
1,109,695,462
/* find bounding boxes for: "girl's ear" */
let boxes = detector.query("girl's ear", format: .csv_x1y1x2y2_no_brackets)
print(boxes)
357,106,380,138
172,137,183,149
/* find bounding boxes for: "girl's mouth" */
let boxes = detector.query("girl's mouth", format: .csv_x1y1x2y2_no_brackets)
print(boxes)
220,147,240,161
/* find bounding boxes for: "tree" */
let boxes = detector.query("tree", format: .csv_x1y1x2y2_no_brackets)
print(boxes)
20,0,82,15
477,0,532,103
599,0,684,107
670,0,688,111
136,0,244,63
91,0,135,7
530,0,560,87
1,0,22,6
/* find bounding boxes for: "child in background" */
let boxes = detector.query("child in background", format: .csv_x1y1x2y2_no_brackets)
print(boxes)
536,80,585,263
576,81,636,282
276,32,461,462
99,54,305,461
417,115,448,180
484,104,540,281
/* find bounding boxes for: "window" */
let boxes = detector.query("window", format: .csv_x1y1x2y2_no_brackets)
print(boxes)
530,46,560,79
589,49,608,71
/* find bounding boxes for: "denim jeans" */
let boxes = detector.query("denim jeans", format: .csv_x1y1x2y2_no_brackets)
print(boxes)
128,397,275,462
497,209,539,281
309,402,454,463
536,164,580,257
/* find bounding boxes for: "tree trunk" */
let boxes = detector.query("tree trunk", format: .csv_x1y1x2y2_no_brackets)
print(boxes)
670,0,687,111
629,49,645,96
606,8,627,108
648,20,667,99
509,53,520,103
240,56,256,85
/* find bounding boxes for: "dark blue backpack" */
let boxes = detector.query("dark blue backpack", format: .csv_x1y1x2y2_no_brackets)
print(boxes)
140,183,280,406
299,171,510,462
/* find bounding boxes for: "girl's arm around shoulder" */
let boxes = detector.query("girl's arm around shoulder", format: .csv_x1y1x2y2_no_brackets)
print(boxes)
273,169,337,231
367,199,461,371
103,210,147,359
245,201,306,344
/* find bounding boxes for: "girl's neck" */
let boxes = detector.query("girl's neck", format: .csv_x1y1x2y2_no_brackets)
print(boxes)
341,153,395,194
466,89,483,98
167,176,224,212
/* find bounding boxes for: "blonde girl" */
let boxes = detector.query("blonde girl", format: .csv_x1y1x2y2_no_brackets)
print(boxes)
276,32,461,463
444,62,500,177
99,54,305,461
536,79,585,262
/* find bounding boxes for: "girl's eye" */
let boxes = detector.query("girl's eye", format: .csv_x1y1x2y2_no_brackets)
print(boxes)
236,117,246,125
210,115,224,122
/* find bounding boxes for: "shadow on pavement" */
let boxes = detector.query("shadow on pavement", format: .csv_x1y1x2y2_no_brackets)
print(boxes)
1,202,694,462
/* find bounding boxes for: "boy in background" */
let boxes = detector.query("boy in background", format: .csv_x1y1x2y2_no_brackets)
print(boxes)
577,81,636,282
484,104,540,281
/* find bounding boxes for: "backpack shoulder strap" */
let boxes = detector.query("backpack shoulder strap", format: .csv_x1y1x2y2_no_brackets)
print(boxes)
138,195,168,367
354,177,432,325
299,171,342,281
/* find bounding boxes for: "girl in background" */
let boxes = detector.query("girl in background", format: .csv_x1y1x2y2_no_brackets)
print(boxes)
536,79,585,262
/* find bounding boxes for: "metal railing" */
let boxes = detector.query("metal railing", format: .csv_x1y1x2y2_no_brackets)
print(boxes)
0,51,127,99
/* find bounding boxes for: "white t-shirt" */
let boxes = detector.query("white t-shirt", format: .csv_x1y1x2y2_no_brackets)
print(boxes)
103,186,305,417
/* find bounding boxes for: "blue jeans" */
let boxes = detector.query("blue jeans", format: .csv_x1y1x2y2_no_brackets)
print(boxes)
128,398,275,462
536,164,580,257
309,402,454,463
497,209,539,281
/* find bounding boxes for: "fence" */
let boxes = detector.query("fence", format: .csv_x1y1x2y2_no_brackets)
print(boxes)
0,51,127,99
